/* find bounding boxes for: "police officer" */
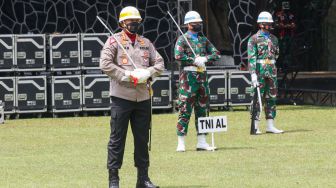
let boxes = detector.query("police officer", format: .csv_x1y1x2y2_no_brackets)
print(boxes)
174,11,220,152
100,6,164,188
248,11,284,134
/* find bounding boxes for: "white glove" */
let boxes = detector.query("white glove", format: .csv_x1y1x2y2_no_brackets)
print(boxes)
251,73,258,87
194,56,207,68
121,70,132,82
132,68,151,83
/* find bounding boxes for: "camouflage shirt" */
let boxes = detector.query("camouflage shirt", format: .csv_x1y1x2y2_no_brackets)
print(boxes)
248,30,279,73
174,32,220,67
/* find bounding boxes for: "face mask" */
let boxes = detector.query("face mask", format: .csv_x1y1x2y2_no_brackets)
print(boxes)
260,23,273,31
191,24,202,33
126,22,140,34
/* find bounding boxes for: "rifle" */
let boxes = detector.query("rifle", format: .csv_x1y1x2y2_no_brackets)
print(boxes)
250,86,262,135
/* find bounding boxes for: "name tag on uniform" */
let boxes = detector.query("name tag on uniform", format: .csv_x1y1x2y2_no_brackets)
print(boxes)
142,51,149,66
143,51,149,58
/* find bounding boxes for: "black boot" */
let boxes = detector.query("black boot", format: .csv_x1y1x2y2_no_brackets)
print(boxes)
136,167,159,188
109,169,119,188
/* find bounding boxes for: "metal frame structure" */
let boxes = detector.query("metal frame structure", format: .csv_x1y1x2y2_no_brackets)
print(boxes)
0,34,15,72
207,70,227,107
81,33,109,70
177,0,192,26
82,74,110,111
0,76,16,114
151,71,172,109
16,75,47,113
279,88,336,106
0,100,4,123
228,70,252,106
51,75,82,113
15,34,46,71
49,34,81,71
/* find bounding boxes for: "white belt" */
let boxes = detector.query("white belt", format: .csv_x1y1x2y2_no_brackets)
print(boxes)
257,59,275,64
183,66,206,72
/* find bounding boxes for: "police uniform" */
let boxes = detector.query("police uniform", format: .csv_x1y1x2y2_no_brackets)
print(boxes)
100,23,164,187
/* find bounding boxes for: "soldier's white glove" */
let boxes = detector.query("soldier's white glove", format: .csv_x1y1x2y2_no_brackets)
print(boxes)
251,73,258,87
194,56,207,68
132,68,151,83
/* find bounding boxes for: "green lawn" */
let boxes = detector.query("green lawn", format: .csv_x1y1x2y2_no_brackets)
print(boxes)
0,105,336,188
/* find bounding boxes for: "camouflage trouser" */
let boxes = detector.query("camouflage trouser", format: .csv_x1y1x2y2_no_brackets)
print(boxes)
176,71,209,136
253,63,278,120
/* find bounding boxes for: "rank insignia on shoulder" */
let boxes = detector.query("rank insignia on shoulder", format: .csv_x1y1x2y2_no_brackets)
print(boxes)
122,33,127,40
109,37,116,45
122,34,128,45
137,37,145,46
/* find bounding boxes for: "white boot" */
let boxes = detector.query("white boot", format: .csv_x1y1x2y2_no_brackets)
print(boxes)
254,120,262,135
266,119,284,134
196,135,216,151
176,136,185,152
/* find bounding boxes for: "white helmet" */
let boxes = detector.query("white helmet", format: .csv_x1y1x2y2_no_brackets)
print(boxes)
184,11,203,24
257,11,273,23
119,6,142,23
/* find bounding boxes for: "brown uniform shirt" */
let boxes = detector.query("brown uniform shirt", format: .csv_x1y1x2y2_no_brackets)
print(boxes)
100,31,164,102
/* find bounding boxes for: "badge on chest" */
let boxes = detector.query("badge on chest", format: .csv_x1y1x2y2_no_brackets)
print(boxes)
121,52,129,65
142,51,149,66
122,58,128,65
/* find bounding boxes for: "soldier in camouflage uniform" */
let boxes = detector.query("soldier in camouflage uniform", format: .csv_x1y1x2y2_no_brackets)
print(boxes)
174,11,220,152
248,11,284,134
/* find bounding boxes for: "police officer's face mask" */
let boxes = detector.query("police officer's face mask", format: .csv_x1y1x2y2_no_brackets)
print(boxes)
191,24,202,33
126,22,140,34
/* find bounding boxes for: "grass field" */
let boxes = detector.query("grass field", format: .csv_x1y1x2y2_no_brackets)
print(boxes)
1,105,336,188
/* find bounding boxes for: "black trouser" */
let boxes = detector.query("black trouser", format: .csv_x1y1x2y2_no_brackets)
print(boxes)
107,96,151,169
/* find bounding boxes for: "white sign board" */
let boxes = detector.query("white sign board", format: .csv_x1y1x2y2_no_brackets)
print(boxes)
198,116,228,134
